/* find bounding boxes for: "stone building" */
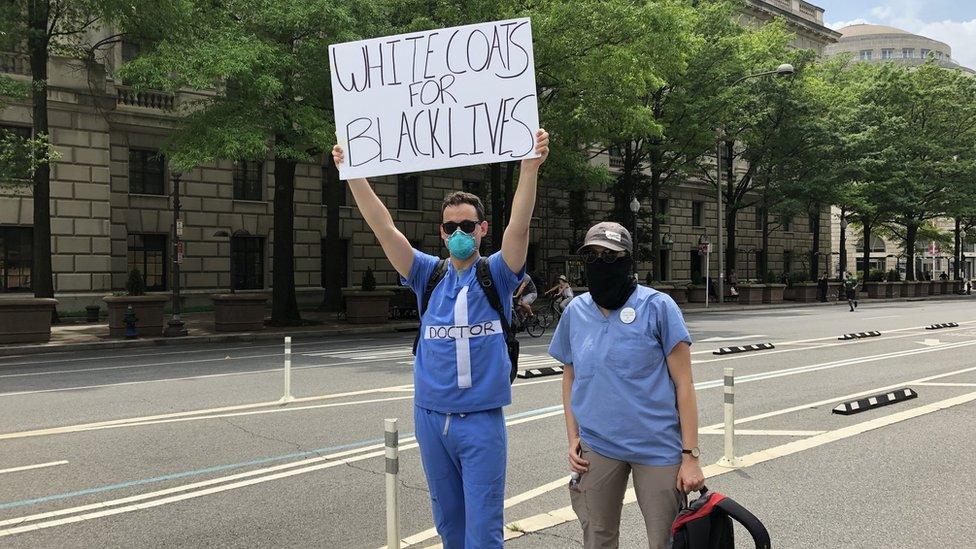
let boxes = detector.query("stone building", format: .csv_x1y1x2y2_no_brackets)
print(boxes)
825,25,975,280
0,2,838,312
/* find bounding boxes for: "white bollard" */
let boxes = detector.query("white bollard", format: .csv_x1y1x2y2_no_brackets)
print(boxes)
279,336,294,404
718,367,741,467
385,418,401,549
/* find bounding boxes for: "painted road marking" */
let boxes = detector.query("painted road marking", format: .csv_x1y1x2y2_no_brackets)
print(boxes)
500,390,976,543
699,335,769,342
0,407,565,536
0,461,68,476
699,429,826,437
916,382,976,387
701,364,976,431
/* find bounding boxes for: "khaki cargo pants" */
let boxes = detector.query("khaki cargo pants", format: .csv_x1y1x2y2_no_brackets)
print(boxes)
570,442,684,549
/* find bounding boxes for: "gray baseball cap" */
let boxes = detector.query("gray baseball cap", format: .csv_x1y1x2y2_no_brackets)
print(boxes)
577,221,633,254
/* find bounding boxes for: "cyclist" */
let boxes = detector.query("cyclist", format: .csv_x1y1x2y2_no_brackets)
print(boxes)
515,275,538,318
546,275,575,313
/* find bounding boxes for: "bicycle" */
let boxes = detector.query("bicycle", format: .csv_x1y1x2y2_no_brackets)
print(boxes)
511,302,546,337
538,296,565,329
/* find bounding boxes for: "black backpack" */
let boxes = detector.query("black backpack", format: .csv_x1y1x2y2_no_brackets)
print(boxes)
411,258,520,384
671,487,770,549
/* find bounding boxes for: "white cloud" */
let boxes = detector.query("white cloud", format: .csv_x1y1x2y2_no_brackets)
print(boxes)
826,2,976,70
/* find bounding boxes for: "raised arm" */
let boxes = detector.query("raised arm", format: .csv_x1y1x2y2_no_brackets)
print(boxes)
501,129,550,273
332,146,414,278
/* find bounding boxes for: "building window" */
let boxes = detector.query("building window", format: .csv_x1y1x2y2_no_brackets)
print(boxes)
127,233,167,291
692,201,704,227
462,180,482,196
780,215,792,232
608,146,624,169
881,49,894,60
856,235,886,253
231,236,264,290
397,174,419,210
0,226,32,292
935,51,944,60
902,48,915,59
690,251,703,284
320,238,349,289
128,148,165,195
233,160,263,201
808,213,817,233
0,125,32,182
659,249,670,282
859,50,873,61
921,48,931,58
783,250,793,274
756,207,765,230
657,198,669,221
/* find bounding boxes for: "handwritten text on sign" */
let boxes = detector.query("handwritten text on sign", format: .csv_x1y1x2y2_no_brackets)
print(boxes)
330,18,540,180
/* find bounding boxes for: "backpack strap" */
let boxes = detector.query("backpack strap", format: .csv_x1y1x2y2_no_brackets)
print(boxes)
412,259,449,356
715,496,771,549
476,258,520,383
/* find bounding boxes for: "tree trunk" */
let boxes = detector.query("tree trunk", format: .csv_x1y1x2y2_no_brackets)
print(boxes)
860,221,873,283
954,217,962,280
503,161,516,227
725,208,737,279
650,176,662,281
270,147,301,325
809,205,821,281
320,154,342,311
904,222,918,281
28,1,55,320
760,206,770,280
489,163,503,252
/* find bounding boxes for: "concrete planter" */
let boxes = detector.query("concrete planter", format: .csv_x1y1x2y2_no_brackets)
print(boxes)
784,282,819,302
666,285,688,305
762,284,786,304
886,282,902,298
929,281,942,296
212,294,268,332
736,284,764,305
900,282,916,298
103,295,168,337
0,298,58,343
865,282,888,299
652,285,684,305
953,280,965,294
686,285,707,303
343,290,394,324
829,281,843,301
915,281,929,297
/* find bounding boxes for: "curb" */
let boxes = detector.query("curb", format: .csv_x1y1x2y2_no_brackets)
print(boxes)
0,323,420,358
680,293,972,315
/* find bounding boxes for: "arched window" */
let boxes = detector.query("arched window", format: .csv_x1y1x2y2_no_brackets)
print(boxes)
855,235,886,253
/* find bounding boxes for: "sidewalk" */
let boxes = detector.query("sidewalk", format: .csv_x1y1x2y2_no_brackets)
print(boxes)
0,293,970,358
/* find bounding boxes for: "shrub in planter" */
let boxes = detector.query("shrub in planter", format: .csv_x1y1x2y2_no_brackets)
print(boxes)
212,293,268,332
737,283,765,305
344,268,393,324
103,268,168,337
864,269,888,298
762,283,786,304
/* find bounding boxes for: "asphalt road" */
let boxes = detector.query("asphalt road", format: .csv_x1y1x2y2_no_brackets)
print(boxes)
1,297,975,548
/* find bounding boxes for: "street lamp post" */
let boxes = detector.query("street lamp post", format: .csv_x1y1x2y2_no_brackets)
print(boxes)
717,63,795,304
164,171,187,337
630,196,641,275
839,215,848,278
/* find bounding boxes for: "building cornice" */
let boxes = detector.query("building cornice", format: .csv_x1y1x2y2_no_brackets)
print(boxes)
744,0,842,44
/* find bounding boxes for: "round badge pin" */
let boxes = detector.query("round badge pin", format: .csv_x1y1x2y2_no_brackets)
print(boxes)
620,307,637,324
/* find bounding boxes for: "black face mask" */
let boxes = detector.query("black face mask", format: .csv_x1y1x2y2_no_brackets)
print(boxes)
585,257,637,310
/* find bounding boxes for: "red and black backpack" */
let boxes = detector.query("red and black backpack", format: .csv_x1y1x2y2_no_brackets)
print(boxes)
671,487,770,549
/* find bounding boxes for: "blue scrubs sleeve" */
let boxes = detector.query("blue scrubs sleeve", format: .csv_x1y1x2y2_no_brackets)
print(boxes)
656,295,692,356
487,251,524,296
401,248,440,295
548,303,573,365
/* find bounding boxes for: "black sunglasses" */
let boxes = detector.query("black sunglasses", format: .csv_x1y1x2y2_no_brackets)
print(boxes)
580,249,630,264
442,220,481,234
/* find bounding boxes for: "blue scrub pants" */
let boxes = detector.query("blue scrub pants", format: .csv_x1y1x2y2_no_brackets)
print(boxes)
414,406,507,549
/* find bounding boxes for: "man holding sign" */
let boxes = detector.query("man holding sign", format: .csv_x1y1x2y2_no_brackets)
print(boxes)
330,18,548,548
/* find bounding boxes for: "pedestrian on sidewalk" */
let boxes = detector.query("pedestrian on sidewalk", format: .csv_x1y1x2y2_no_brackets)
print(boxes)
817,272,829,302
333,130,550,549
549,221,704,549
844,271,859,312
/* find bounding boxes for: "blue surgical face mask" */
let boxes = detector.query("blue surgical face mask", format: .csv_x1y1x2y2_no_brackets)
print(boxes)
446,229,477,260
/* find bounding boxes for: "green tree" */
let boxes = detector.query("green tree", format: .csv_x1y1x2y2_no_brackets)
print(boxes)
120,0,372,324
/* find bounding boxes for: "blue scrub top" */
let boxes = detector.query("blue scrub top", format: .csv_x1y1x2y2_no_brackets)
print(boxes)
403,249,523,413
548,285,692,466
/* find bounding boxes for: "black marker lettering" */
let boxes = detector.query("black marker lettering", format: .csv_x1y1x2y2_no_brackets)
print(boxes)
331,47,368,92
407,81,423,108
464,103,486,155
387,39,402,85
420,79,440,105
448,108,469,158
378,118,400,163
404,35,424,83
488,26,505,71
446,30,467,75
423,32,439,79
466,30,491,72
364,42,384,86
509,94,537,158
413,111,431,157
498,21,530,79
397,112,417,158
428,109,444,157
346,118,380,167
439,74,458,104
498,97,514,156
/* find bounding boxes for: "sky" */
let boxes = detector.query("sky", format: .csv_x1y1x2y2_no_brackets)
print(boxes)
814,0,976,69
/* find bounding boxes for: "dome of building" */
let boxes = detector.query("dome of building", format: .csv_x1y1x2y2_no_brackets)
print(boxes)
839,24,913,38
825,22,972,73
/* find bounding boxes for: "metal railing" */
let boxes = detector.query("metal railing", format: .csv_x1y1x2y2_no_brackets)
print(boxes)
116,86,175,110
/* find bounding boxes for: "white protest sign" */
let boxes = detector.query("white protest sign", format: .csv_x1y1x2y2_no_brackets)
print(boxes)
329,18,540,180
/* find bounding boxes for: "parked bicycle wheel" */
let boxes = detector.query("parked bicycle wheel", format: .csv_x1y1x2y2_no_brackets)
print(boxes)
525,315,546,337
